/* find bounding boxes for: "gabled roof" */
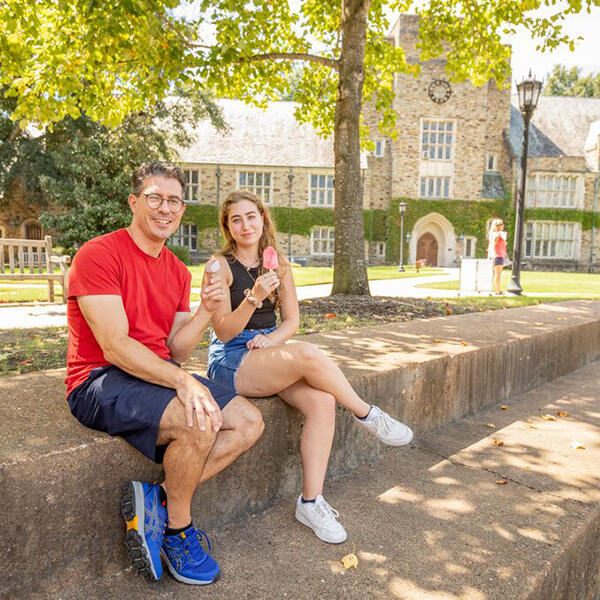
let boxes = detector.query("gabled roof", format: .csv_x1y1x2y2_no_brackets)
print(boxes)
508,95,600,168
176,99,367,170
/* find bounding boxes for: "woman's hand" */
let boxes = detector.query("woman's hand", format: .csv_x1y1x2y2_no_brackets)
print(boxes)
247,333,275,350
252,271,280,303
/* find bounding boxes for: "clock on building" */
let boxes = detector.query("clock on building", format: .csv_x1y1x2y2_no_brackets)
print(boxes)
428,79,452,104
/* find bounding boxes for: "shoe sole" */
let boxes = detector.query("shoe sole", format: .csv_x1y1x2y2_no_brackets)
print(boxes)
295,510,348,544
120,481,159,582
378,428,414,446
160,549,221,585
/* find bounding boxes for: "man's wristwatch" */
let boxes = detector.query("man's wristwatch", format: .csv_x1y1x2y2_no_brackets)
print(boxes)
243,288,263,309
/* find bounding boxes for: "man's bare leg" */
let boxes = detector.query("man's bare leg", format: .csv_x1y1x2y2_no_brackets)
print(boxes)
157,395,264,527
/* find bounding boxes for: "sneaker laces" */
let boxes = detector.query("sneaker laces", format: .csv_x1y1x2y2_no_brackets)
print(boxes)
374,411,399,436
182,528,212,564
315,498,340,523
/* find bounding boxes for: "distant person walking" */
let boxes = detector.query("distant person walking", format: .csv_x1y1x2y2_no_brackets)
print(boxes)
487,218,508,295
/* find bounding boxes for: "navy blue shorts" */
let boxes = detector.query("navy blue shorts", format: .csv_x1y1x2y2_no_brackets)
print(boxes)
67,364,237,463
494,257,505,266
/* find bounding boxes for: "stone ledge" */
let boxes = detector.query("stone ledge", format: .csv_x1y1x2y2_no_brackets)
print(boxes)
2,300,600,599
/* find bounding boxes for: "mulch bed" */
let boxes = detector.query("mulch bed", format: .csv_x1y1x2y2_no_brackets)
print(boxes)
299,295,477,324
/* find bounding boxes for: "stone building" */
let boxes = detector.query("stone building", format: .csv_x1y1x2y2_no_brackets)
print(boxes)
4,14,600,271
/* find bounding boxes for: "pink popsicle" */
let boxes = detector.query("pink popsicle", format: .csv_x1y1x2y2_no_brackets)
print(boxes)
263,246,279,270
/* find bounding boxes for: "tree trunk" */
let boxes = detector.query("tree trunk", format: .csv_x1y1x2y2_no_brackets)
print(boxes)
331,0,371,296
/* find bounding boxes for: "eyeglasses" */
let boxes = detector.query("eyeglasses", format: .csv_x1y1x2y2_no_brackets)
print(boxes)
144,193,185,212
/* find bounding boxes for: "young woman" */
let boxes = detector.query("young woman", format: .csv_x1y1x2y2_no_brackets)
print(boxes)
487,218,508,295
207,190,413,544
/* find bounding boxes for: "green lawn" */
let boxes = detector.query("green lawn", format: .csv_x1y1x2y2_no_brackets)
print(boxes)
416,270,600,296
0,286,63,303
188,263,441,287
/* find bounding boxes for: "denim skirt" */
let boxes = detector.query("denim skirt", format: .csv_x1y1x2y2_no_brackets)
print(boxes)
207,326,276,393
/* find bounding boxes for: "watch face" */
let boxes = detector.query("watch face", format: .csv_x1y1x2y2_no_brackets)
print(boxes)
428,79,452,104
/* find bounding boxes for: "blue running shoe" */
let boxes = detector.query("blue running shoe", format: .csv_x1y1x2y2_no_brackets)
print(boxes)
161,525,220,585
120,481,167,581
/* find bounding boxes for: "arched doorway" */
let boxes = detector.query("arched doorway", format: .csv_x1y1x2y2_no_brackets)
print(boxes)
417,232,438,266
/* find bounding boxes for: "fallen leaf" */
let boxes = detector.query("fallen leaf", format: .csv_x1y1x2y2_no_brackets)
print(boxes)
570,441,585,450
340,553,359,570
556,410,568,417
525,466,531,470
324,313,337,320
500,405,509,410
433,339,443,343
496,479,508,485
460,341,468,346
485,423,496,428
542,414,557,421
493,439,504,447
527,425,538,429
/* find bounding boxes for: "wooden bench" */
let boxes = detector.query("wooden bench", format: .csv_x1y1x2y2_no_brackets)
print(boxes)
0,235,70,303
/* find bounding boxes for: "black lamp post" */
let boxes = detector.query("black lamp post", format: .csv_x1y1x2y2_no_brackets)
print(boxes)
507,70,542,295
398,202,407,272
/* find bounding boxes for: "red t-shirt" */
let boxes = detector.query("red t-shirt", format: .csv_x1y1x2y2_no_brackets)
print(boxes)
494,235,507,259
65,229,191,397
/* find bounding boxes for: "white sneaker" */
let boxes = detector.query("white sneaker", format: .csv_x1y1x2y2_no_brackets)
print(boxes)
295,495,348,544
355,405,414,446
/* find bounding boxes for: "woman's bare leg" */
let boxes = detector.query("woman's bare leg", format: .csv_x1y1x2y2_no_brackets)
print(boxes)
278,380,336,499
493,264,503,293
234,341,370,417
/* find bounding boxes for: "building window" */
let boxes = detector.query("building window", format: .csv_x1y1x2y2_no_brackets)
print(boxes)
486,155,497,171
310,227,335,256
463,236,476,258
309,174,334,207
420,176,451,199
183,169,200,204
25,222,42,240
239,171,272,204
524,221,577,259
421,120,453,161
376,242,386,258
374,140,385,158
526,174,579,208
170,224,198,252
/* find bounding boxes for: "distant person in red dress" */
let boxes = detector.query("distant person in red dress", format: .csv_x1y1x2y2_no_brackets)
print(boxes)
487,218,508,295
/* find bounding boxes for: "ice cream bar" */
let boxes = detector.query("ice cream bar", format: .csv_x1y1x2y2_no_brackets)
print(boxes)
263,246,279,270
206,258,220,273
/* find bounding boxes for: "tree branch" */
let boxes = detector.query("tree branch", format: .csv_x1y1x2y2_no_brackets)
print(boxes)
248,52,338,69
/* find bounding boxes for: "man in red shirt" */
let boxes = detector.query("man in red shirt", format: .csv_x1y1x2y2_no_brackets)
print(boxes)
66,161,263,586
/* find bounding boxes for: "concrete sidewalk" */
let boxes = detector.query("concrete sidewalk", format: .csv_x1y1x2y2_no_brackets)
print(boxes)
57,360,600,600
0,269,460,329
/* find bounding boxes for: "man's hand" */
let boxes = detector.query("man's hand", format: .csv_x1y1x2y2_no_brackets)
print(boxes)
201,257,226,313
175,374,223,432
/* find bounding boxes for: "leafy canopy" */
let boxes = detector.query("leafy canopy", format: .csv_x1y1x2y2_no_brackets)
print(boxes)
543,64,600,97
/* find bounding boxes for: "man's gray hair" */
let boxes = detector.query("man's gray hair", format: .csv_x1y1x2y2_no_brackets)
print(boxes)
132,161,187,197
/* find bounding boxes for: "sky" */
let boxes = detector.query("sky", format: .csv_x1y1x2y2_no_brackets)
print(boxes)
504,4,600,88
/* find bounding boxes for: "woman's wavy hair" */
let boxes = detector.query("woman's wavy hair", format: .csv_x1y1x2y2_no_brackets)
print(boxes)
488,218,504,238
218,190,286,308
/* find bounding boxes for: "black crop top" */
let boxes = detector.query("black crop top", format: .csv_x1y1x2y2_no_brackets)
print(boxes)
228,257,276,330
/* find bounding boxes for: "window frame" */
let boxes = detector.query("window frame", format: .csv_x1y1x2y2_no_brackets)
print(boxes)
170,223,199,252
419,176,452,199
238,170,273,205
486,154,497,172
524,221,578,260
525,173,581,209
308,172,335,207
462,235,477,258
182,168,201,204
420,119,455,162
374,140,385,158
310,226,335,256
